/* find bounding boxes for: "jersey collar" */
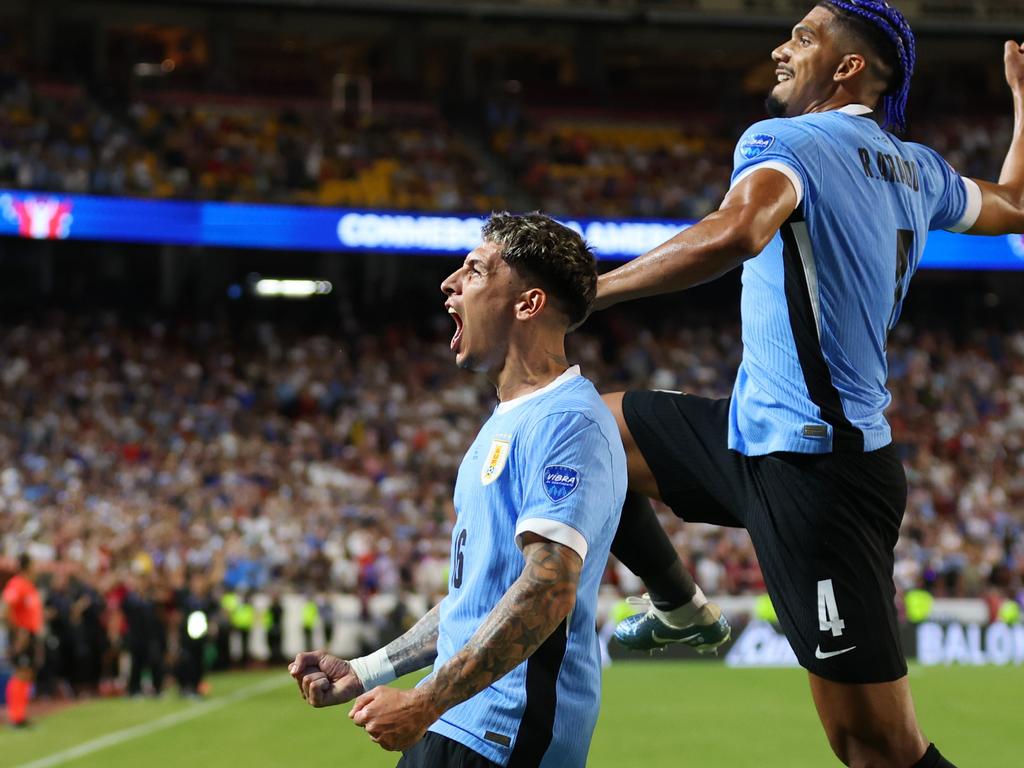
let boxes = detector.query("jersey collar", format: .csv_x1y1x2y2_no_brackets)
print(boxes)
494,365,581,414
837,104,873,116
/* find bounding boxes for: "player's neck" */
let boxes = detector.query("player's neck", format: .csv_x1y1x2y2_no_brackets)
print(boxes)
491,336,571,403
802,91,871,117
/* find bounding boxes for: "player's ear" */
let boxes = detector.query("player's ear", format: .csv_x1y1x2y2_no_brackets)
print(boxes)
514,287,547,320
834,52,867,83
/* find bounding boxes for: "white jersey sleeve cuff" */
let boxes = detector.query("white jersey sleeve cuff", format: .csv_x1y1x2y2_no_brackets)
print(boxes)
731,161,804,206
947,177,982,233
514,518,588,563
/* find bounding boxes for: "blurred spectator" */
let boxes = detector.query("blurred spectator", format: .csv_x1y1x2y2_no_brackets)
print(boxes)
2,554,42,728
174,572,213,698
122,576,168,697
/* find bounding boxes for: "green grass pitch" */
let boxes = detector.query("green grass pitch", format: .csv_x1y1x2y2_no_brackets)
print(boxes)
4,662,1016,767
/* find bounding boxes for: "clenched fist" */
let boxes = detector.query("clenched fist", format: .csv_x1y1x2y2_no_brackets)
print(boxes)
289,650,365,708
350,686,440,752
1005,40,1024,95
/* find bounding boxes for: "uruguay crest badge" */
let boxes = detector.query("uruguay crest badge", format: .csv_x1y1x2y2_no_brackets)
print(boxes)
481,436,511,485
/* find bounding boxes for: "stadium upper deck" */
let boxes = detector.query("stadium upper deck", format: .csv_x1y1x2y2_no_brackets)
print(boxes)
63,0,1020,30
0,76,1012,218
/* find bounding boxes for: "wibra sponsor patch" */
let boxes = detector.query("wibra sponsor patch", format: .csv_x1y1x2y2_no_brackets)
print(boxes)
543,465,580,502
740,133,775,159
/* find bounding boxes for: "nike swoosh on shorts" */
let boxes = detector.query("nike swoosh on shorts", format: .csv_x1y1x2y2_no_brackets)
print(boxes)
815,645,857,659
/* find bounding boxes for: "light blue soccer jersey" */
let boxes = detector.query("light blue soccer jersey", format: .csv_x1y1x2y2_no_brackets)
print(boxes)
425,366,626,767
728,104,982,455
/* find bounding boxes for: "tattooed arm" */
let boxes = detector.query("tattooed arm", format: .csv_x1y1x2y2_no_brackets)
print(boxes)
420,535,580,712
290,603,440,708
349,534,582,751
384,602,441,677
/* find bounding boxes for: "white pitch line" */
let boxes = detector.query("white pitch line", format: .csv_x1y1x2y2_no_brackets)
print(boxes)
14,675,291,768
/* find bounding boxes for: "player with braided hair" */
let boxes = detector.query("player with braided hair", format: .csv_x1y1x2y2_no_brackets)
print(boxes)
589,2,1024,766
821,0,917,132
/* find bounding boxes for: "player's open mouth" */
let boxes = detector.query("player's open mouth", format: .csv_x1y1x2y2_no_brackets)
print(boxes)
776,70,792,82
448,306,464,352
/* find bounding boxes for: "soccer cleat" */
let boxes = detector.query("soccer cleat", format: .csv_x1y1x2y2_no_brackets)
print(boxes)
614,594,731,654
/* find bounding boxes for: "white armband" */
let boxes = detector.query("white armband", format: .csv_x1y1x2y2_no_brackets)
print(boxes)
348,648,396,690
947,177,982,233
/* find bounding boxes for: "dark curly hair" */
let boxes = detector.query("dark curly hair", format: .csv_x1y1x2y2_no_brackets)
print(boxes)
481,212,597,325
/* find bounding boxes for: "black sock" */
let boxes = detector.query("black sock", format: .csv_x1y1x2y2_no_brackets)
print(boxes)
912,744,957,768
610,491,696,611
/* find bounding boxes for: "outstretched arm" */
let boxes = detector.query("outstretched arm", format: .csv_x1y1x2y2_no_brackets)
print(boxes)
593,167,798,313
290,603,441,708
349,534,581,751
966,41,1024,236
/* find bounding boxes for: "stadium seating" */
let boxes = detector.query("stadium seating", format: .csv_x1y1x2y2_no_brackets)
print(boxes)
1,315,1020,609
0,80,503,212
1,79,1010,218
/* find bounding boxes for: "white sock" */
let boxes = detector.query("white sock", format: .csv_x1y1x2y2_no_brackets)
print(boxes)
652,586,709,629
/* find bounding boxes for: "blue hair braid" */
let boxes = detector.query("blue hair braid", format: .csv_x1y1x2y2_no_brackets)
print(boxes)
822,0,916,133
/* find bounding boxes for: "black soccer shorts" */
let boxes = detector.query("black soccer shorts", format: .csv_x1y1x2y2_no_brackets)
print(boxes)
9,630,41,672
397,732,500,768
623,390,908,684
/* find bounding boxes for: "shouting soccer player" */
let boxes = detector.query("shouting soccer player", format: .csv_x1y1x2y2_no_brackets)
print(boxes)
594,3,1024,767
290,213,626,768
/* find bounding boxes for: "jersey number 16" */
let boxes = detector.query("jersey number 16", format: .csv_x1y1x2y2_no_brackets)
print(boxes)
452,528,468,589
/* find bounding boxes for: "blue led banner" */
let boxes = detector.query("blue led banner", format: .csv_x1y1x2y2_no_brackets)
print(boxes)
1,189,1021,269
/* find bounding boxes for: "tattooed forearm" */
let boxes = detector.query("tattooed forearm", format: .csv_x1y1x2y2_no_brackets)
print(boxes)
384,603,441,677
421,537,581,717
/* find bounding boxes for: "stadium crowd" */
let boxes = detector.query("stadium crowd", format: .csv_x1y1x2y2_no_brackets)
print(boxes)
0,79,500,212
0,312,1021,607
0,78,1014,219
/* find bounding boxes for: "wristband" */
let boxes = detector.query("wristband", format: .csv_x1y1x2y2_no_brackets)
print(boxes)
348,648,396,690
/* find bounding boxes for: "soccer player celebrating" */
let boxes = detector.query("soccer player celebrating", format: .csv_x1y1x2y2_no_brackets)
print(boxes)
594,3,1024,767
290,213,626,768
2,554,43,729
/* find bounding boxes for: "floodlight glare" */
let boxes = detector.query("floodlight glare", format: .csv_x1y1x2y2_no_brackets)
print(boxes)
254,279,333,298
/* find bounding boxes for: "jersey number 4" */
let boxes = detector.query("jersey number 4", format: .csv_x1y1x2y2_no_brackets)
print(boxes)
452,528,468,589
817,579,846,637
887,229,914,332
